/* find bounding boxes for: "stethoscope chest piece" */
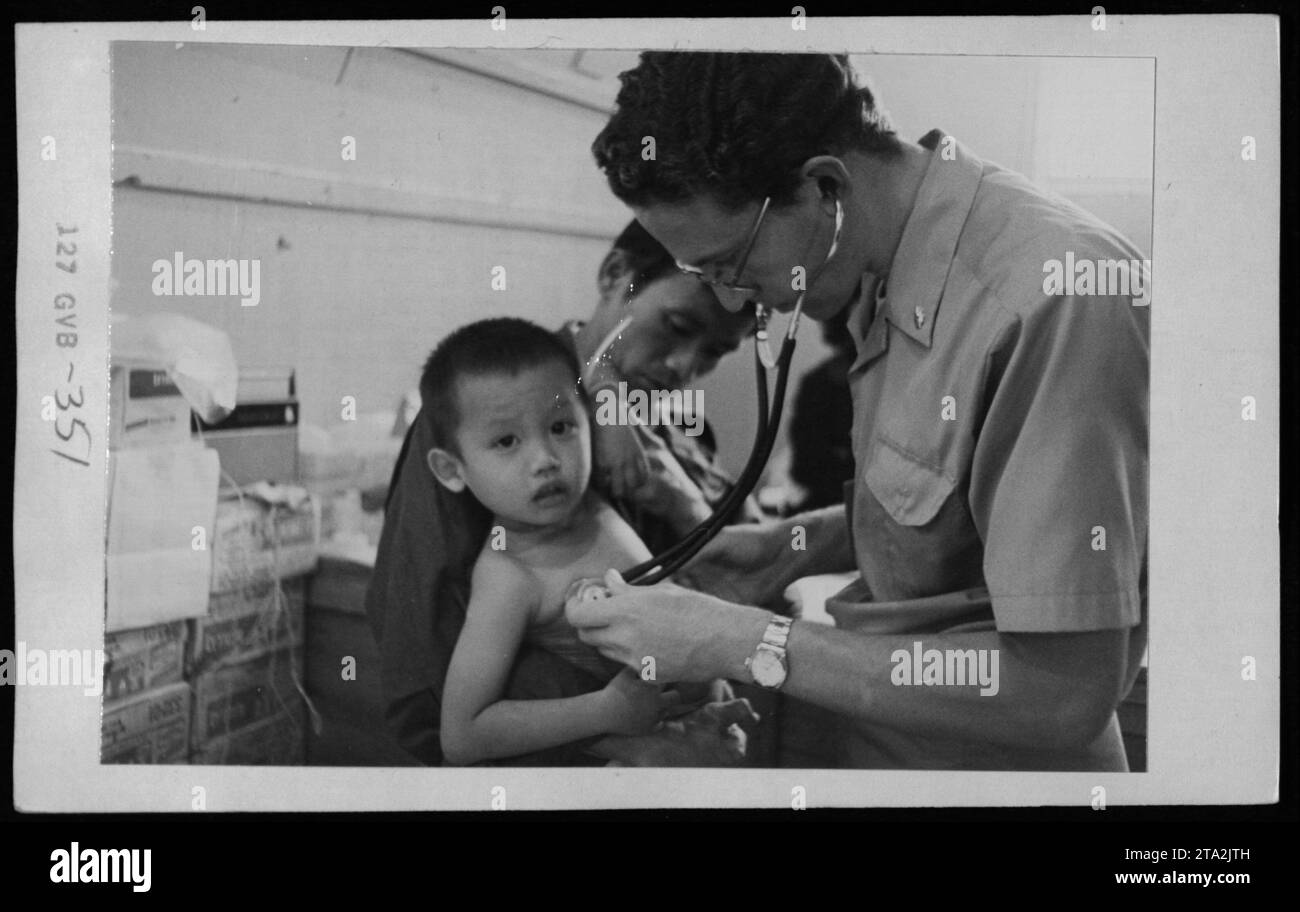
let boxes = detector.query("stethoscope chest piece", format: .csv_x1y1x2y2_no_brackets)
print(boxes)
564,577,611,615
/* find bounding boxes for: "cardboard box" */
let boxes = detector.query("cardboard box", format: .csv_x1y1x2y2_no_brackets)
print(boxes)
210,493,320,594
101,681,191,764
191,703,305,766
190,647,302,750
103,620,187,705
110,362,195,450
188,579,305,676
106,444,221,632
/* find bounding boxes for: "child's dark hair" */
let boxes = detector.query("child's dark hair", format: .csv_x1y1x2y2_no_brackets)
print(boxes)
419,317,580,455
592,52,899,211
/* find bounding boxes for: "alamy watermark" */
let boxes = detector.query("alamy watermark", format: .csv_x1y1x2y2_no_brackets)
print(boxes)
1042,252,1151,305
151,251,261,306
592,381,703,437
891,641,999,696
50,843,151,892
0,642,105,696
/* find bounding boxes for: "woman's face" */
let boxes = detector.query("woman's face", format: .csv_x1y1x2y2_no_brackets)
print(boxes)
604,272,751,393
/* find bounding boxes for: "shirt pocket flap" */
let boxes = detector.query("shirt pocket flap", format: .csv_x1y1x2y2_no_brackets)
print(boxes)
863,439,956,527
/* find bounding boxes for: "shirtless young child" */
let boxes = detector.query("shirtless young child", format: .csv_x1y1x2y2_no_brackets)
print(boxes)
422,317,686,765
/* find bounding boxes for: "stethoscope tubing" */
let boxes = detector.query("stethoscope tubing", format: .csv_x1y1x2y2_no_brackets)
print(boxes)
608,196,837,588
624,314,798,585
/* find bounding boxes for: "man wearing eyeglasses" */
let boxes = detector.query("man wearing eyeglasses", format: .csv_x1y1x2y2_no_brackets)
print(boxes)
569,51,1149,770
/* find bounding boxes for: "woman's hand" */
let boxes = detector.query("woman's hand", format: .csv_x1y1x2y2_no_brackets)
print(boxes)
674,520,797,607
666,677,735,716
592,421,650,500
570,569,772,684
600,667,680,736
628,432,713,534
602,697,759,767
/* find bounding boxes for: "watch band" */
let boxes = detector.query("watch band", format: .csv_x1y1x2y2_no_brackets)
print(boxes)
745,614,793,689
762,614,793,650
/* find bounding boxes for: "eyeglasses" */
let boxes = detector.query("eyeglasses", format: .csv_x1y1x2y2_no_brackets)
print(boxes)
675,196,771,295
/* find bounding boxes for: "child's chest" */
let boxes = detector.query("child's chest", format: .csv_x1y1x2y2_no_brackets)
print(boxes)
527,508,651,627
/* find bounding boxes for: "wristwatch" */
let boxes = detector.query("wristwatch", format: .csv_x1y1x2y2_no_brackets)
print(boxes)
744,615,793,690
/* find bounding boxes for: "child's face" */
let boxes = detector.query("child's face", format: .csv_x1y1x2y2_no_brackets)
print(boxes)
429,360,592,530
603,272,749,392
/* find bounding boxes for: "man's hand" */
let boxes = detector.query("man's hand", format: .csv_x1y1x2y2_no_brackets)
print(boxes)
568,569,771,683
628,432,713,535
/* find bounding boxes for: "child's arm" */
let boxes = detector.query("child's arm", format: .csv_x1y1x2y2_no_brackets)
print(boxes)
440,553,668,766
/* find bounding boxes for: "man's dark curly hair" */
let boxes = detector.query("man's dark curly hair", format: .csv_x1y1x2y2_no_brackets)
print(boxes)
592,52,899,211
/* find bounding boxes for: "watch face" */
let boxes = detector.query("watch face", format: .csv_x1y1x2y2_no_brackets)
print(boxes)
750,647,787,688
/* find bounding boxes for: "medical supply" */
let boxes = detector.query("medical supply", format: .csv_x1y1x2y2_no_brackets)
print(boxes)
188,579,305,677
109,362,194,450
101,681,192,764
189,646,301,750
103,620,187,704
209,490,320,594
191,703,304,766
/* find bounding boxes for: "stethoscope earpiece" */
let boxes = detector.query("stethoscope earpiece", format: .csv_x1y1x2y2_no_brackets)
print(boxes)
828,198,844,261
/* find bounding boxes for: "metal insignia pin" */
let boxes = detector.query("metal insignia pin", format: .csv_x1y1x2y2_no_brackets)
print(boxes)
914,306,925,328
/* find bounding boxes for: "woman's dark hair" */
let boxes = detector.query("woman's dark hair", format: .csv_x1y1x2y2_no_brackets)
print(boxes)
598,218,757,324
597,218,678,300
592,52,899,211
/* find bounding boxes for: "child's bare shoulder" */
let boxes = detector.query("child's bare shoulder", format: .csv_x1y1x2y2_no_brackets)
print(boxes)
469,545,542,612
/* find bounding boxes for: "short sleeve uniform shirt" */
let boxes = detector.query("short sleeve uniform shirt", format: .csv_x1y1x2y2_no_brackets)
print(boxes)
836,130,1149,770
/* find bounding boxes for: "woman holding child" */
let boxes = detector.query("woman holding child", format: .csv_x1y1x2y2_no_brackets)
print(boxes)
365,221,762,767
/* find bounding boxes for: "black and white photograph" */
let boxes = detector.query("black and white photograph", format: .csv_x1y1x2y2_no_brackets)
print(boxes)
9,14,1280,814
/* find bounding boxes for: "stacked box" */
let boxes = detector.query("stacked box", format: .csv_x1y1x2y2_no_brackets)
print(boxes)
109,362,194,451
191,703,305,766
188,580,305,677
190,647,302,751
210,494,320,593
102,681,191,764
106,444,221,632
103,621,187,705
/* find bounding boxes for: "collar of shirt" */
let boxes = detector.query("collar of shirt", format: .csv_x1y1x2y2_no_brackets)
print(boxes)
844,129,983,371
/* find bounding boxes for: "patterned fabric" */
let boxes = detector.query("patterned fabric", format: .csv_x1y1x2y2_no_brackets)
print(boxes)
527,610,625,682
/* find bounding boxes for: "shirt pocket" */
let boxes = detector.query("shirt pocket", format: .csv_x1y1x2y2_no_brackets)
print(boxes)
862,436,956,527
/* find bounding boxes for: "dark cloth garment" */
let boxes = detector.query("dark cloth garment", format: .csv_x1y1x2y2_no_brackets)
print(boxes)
527,609,626,683
787,352,856,512
364,322,752,766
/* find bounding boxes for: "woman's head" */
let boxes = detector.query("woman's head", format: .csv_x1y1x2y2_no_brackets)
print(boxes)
589,219,753,392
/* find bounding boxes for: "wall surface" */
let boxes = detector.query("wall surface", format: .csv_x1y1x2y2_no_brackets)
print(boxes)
112,43,627,431
111,45,1154,477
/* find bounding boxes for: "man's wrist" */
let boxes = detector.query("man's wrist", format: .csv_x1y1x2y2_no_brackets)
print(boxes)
713,605,778,682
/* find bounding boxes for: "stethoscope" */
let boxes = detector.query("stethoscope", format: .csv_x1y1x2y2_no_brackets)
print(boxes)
570,198,845,602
